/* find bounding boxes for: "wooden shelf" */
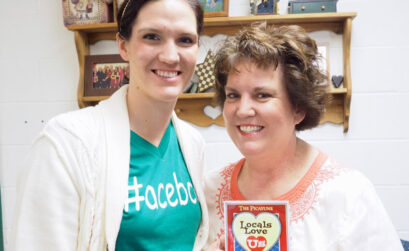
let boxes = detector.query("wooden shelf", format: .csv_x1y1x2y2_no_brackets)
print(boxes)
68,12,356,132
329,87,347,94
67,12,356,43
174,87,349,128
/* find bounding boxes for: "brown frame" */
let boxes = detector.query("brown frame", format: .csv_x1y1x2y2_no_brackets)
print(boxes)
199,0,229,18
84,54,129,97
62,0,111,26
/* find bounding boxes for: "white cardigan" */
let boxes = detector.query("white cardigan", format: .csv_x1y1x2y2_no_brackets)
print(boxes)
11,86,209,251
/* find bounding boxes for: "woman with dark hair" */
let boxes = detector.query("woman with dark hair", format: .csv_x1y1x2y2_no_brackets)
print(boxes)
11,0,208,250
205,24,403,250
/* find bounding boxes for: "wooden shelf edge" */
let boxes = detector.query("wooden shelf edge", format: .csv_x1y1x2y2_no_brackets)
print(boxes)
175,91,347,128
81,96,110,102
179,93,215,99
66,12,357,32
80,91,344,102
67,22,117,32
181,89,346,97
204,12,357,25
329,88,347,94
77,91,347,128
342,17,353,132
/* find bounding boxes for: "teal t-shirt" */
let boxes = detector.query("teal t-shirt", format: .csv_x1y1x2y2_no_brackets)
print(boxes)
115,121,202,251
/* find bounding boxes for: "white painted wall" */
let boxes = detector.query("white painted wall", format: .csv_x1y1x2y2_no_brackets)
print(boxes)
1,0,408,249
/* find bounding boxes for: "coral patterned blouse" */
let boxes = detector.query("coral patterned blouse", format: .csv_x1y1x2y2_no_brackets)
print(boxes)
204,151,403,250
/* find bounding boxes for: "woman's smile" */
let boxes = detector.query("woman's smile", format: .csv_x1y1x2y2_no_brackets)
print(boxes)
237,124,264,135
152,69,181,79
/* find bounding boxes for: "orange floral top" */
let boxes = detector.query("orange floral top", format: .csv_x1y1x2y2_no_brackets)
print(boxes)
204,151,403,250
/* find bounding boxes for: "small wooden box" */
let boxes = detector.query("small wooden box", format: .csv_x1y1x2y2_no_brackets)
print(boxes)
288,0,338,14
62,0,112,26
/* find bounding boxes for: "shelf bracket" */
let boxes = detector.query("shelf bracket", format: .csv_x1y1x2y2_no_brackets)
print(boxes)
342,17,353,132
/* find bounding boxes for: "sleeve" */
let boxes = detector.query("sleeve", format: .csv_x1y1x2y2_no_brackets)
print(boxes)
334,173,403,251
203,167,228,249
193,130,209,250
198,133,206,187
10,130,84,250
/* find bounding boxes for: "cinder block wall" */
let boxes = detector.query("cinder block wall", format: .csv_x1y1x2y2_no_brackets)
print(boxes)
1,0,408,249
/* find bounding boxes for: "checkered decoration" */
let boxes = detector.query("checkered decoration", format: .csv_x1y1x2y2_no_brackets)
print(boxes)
195,50,216,92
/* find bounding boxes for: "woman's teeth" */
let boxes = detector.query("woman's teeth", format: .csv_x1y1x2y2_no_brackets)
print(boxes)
155,70,178,78
239,125,262,133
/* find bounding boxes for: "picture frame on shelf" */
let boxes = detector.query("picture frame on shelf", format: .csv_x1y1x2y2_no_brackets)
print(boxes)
61,0,112,26
84,54,129,97
250,0,279,15
199,0,229,18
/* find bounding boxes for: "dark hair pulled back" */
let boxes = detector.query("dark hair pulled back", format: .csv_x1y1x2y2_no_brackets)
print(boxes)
117,0,204,40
